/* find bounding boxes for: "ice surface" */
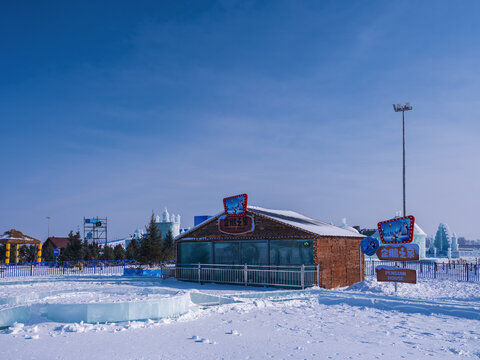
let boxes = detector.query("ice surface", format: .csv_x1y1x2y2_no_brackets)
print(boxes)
189,292,238,306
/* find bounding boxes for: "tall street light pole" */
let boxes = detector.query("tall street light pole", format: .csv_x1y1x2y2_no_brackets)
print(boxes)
46,216,51,238
393,102,412,217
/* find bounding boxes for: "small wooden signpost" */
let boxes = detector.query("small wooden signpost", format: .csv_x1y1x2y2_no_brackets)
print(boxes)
376,267,417,284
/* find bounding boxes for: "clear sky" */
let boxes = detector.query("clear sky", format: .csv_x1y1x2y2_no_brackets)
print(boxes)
2,1,480,240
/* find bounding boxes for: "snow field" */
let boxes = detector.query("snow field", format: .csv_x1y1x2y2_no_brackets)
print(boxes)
1,277,480,359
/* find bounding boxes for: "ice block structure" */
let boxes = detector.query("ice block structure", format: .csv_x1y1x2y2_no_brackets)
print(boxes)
46,293,190,323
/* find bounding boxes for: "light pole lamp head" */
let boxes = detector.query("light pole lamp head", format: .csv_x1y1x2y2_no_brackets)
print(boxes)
393,102,413,112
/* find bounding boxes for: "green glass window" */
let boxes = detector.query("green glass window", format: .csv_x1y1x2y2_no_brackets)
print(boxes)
241,241,268,265
269,240,314,266
179,242,212,264
214,242,240,264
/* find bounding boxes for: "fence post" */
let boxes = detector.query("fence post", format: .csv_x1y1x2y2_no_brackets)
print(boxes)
316,264,320,287
244,264,248,286
466,263,469,282
30,262,33,276
301,265,305,290
63,261,65,275
198,263,201,283
94,260,96,274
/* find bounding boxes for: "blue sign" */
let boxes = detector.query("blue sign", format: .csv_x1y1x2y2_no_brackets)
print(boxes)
53,248,60,257
378,215,415,244
360,237,380,256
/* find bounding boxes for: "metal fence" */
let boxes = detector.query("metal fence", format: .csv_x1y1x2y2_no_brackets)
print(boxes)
176,264,319,289
0,260,136,279
365,259,480,282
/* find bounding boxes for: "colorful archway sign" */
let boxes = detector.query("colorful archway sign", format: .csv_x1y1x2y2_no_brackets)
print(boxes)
360,237,380,256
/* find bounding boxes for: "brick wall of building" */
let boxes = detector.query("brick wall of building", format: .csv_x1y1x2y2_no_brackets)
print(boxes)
314,236,364,288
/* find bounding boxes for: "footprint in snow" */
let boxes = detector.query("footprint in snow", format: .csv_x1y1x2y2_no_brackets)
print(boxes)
190,335,216,344
226,330,241,336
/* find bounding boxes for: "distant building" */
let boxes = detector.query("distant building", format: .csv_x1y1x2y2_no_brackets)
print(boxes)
43,236,70,249
101,238,129,249
155,208,181,239
194,215,212,227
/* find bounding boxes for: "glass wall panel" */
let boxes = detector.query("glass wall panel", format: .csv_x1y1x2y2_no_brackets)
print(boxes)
269,240,314,266
214,242,240,264
179,242,212,264
241,242,268,265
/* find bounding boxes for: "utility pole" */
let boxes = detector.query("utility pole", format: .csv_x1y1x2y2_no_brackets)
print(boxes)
393,102,412,216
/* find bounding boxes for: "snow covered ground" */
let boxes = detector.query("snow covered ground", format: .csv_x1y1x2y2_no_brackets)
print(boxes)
1,277,480,359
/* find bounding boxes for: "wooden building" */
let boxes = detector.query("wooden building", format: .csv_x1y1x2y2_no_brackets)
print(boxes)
0,229,42,263
175,206,365,288
43,236,70,250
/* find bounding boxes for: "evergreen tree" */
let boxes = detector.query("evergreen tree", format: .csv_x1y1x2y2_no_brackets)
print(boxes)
63,231,83,261
141,213,162,264
19,245,36,262
89,242,100,260
162,230,175,261
113,244,125,260
126,238,139,261
102,245,114,260
42,242,55,262
82,239,93,260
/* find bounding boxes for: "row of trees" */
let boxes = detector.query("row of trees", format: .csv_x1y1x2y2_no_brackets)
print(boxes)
1,214,176,264
42,231,126,262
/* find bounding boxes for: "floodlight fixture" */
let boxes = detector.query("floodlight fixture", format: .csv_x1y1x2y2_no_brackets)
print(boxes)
393,103,412,112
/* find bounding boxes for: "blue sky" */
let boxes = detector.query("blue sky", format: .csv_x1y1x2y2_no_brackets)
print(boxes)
2,1,480,240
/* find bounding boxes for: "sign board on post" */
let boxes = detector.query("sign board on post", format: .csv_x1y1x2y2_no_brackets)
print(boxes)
376,266,417,284
53,248,60,257
376,215,418,287
376,243,419,261
378,215,415,244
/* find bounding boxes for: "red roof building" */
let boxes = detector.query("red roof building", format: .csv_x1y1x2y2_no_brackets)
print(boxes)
43,236,70,249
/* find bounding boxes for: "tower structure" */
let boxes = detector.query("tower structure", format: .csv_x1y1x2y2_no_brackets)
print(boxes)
155,208,181,239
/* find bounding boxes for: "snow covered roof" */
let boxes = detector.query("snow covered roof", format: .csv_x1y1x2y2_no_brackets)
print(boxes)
414,223,427,237
45,236,70,249
248,206,364,238
0,229,41,245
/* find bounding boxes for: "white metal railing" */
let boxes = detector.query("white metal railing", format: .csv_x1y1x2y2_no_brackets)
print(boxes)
175,264,318,289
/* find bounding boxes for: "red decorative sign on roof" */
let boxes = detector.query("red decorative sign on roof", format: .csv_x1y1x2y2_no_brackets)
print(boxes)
223,194,248,217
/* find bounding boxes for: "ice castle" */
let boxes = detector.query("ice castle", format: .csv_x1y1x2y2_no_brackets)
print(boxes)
155,208,181,239
427,223,459,258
